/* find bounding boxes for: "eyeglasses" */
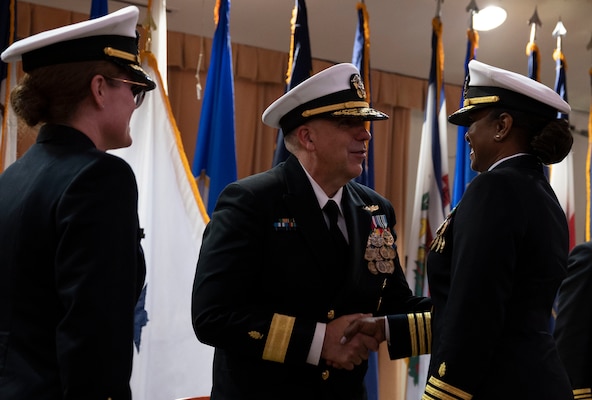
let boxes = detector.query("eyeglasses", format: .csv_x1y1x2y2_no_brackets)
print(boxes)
104,76,149,108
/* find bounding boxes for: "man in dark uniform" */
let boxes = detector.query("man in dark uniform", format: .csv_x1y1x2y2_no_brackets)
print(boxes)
342,60,574,399
0,7,154,399
191,63,431,400
555,241,592,399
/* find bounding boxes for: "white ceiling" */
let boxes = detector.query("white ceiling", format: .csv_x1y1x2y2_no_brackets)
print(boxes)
27,0,592,117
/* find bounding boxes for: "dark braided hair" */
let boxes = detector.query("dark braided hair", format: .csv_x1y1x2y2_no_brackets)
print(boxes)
488,108,573,164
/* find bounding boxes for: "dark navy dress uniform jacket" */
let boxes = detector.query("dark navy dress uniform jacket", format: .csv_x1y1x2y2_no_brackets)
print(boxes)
555,240,592,399
192,155,431,400
0,124,146,400
422,155,572,399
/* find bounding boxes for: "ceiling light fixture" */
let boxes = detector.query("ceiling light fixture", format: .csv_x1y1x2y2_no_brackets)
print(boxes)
473,5,507,31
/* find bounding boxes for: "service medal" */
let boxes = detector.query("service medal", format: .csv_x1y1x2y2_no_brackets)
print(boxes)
376,260,394,274
365,213,397,275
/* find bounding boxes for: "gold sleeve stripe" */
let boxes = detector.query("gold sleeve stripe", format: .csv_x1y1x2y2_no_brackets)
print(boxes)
425,376,472,400
425,312,432,353
424,384,459,400
421,393,437,400
407,313,418,356
574,388,592,400
262,313,295,363
408,312,432,356
417,313,427,355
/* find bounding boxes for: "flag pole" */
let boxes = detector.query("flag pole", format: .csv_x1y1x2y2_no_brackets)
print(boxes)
586,33,592,242
528,7,541,45
526,7,542,82
465,0,479,29
550,17,575,252
553,18,567,53
195,0,206,100
552,18,568,118
451,1,479,207
271,0,312,167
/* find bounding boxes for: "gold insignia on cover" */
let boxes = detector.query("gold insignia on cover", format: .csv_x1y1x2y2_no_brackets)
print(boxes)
438,362,447,377
365,214,396,275
350,73,366,99
332,108,367,117
248,331,264,340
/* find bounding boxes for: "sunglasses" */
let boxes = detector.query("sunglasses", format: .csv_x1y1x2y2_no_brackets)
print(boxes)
104,76,149,108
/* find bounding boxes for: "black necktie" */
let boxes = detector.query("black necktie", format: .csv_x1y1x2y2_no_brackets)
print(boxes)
323,200,348,250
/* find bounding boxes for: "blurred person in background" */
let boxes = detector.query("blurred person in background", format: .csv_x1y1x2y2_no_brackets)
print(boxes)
555,240,592,400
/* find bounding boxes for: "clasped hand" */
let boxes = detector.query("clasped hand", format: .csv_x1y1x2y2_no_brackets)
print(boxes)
321,314,386,370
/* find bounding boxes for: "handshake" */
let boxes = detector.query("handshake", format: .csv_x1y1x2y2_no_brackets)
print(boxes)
321,313,387,370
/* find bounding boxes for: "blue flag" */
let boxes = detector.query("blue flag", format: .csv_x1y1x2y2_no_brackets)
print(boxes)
526,34,551,181
272,0,312,166
90,0,108,19
526,41,540,81
0,0,15,104
451,29,478,207
351,4,379,397
0,0,13,81
554,51,569,120
192,0,237,216
1,0,16,171
587,72,592,243
352,2,374,189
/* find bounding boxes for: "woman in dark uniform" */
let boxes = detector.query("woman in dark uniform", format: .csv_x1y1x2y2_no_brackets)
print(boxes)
342,60,574,399
0,7,155,399
420,59,574,399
